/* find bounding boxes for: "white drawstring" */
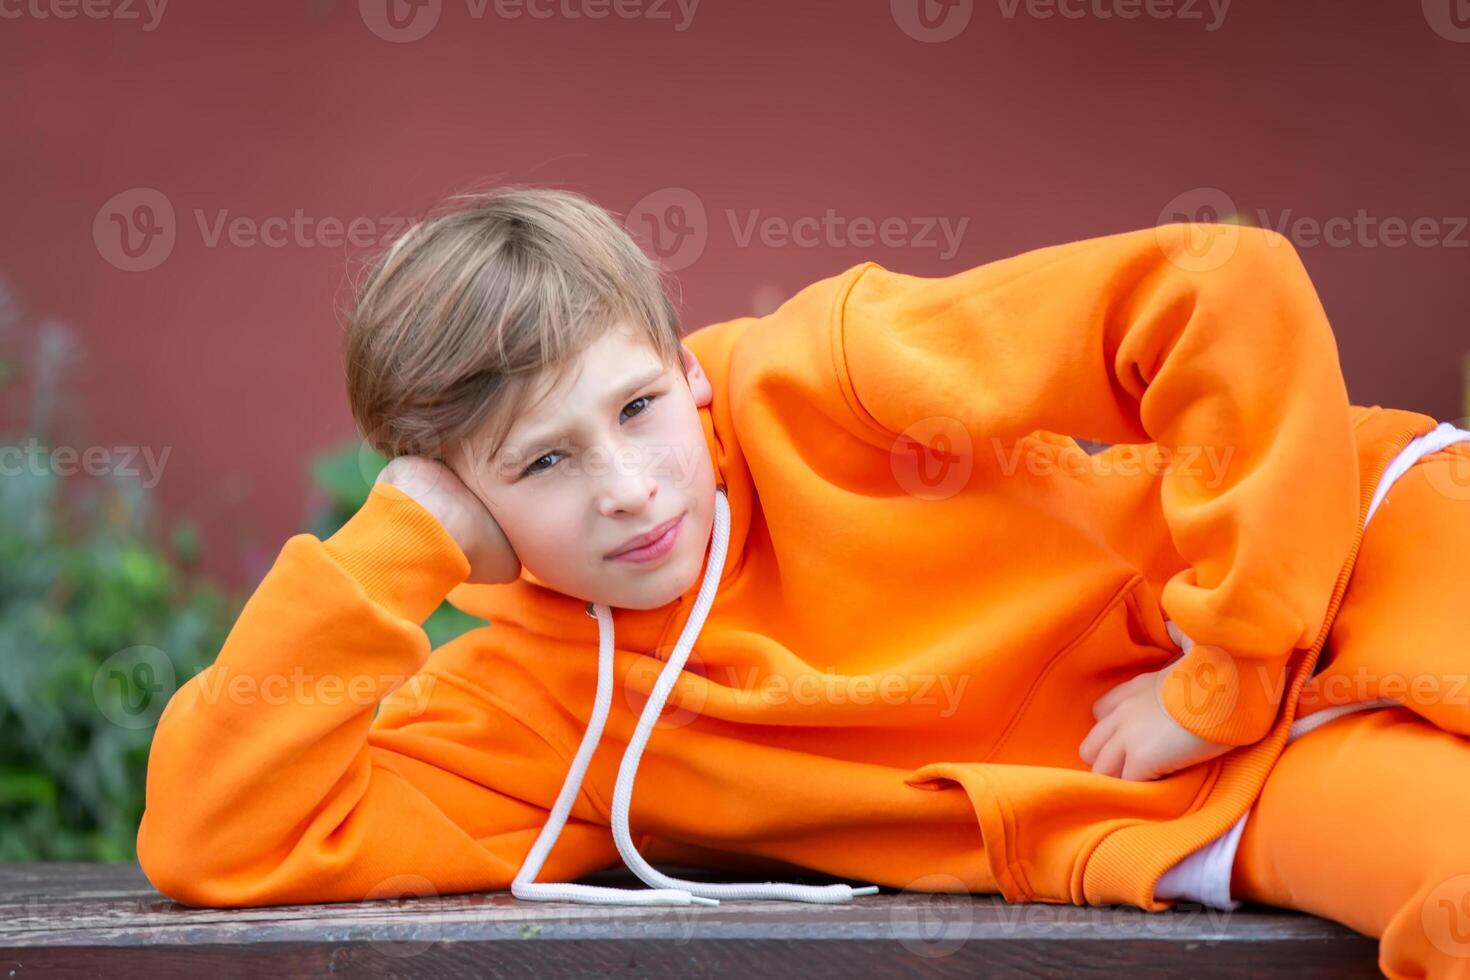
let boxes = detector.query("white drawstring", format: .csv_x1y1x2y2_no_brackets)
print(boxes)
511,485,881,906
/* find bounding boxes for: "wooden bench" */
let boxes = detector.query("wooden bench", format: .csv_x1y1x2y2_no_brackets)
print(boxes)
1,862,1380,976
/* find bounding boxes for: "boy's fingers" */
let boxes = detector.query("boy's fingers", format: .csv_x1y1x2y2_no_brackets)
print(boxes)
1092,672,1143,721
1079,712,1120,765
1092,736,1125,779
1120,741,1159,782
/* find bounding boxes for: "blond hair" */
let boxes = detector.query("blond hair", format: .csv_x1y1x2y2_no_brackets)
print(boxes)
342,183,685,469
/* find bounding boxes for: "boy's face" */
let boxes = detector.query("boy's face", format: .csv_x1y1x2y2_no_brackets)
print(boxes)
450,321,717,611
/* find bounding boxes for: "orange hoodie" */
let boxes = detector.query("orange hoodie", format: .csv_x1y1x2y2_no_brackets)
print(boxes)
137,222,1443,912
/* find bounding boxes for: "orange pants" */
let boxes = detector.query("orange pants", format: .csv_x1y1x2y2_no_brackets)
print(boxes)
1230,440,1470,978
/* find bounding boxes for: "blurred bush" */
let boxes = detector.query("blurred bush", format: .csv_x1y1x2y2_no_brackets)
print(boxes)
0,280,242,861
0,278,484,862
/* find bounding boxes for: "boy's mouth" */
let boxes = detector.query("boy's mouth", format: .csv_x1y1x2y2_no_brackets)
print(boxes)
605,511,685,561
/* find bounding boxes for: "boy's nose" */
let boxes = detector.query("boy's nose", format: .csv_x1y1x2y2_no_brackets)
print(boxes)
596,467,660,516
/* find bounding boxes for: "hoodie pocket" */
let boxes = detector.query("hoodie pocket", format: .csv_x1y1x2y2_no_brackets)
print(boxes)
902,575,1210,905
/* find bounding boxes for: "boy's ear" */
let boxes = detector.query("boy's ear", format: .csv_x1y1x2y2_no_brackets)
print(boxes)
680,343,713,408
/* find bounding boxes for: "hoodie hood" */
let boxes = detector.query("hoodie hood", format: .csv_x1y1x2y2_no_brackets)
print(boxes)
506,479,879,906
443,345,882,905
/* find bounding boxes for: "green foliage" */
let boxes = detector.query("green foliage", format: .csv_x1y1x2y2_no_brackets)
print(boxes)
0,286,243,862
0,278,484,863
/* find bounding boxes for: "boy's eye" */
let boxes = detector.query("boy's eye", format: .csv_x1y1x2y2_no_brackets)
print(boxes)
519,395,659,478
522,451,561,477
621,395,656,421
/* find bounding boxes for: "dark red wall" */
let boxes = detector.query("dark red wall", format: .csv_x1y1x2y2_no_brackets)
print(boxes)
4,0,1468,587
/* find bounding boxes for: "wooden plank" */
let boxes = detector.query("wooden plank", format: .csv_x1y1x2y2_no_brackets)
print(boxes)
0,862,1379,977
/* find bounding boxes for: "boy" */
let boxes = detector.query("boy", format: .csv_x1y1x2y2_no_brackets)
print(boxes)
138,186,1470,976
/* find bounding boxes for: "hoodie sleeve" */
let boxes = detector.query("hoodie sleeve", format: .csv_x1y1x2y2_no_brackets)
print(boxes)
136,481,615,907
834,223,1361,747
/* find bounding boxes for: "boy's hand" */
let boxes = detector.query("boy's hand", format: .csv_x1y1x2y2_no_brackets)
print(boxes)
375,456,522,585
1079,667,1234,781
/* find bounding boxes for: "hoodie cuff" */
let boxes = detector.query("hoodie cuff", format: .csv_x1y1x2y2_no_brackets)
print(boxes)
321,481,471,624
1157,643,1285,747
